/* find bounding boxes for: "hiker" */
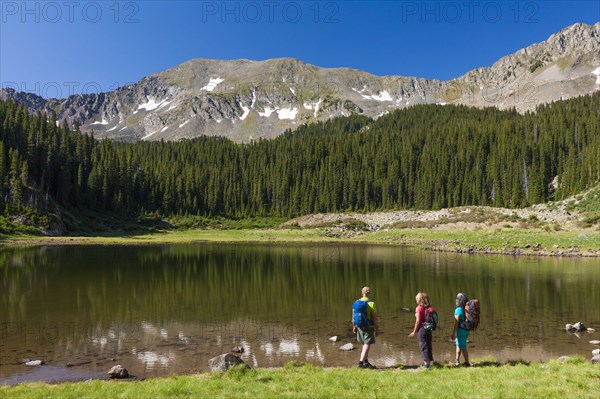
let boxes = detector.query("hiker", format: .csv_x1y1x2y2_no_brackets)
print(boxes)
352,286,379,369
451,292,471,367
408,291,434,369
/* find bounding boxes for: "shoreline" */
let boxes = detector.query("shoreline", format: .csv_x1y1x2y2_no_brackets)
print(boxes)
2,226,599,257
1,356,598,398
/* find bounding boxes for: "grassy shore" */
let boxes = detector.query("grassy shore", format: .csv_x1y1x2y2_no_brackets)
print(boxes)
2,225,599,256
2,357,598,399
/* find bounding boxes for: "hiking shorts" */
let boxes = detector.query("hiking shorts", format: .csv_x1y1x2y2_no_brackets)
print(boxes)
356,326,376,344
455,328,470,350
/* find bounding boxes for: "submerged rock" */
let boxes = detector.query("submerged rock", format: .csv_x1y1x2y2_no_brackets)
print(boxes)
339,343,354,351
208,354,245,373
25,360,44,366
108,365,129,379
329,336,338,342
566,322,588,332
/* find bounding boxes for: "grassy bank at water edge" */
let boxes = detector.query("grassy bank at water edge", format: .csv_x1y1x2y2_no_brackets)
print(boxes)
1,357,599,399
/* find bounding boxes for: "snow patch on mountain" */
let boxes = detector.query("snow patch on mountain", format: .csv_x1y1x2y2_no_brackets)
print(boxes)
277,107,298,120
137,98,167,112
362,90,393,102
91,118,109,125
593,67,600,85
239,102,250,120
303,99,322,117
141,130,159,140
200,77,224,92
259,107,275,117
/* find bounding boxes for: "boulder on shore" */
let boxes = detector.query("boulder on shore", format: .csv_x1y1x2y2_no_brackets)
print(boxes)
592,355,600,364
108,365,129,379
208,354,245,373
339,343,354,351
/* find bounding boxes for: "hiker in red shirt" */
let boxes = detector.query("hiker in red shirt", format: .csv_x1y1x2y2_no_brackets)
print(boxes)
409,292,435,369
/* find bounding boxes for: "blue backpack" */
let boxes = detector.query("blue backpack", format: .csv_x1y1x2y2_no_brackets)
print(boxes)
353,299,373,327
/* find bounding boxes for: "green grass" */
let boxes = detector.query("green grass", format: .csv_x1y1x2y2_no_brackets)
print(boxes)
2,358,598,399
3,224,599,256
369,227,600,253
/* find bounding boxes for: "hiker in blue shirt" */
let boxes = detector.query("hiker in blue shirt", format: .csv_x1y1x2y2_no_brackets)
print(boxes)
352,286,379,369
451,293,471,367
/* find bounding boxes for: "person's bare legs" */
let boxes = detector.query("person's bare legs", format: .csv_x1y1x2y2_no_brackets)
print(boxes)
360,343,371,362
455,347,461,365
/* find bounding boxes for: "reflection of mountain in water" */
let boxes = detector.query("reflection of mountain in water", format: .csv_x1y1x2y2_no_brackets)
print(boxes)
1,244,599,382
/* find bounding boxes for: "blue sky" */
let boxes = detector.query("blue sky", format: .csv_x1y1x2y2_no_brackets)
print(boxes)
1,1,598,98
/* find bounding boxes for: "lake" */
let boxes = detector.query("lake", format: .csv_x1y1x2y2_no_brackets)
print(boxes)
1,243,599,384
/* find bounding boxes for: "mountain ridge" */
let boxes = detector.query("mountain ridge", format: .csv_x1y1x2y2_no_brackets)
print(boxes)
2,22,599,143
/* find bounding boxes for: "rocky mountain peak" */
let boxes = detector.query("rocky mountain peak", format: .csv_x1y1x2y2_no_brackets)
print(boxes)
1,22,599,143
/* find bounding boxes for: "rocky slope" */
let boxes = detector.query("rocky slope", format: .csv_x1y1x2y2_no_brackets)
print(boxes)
2,22,599,143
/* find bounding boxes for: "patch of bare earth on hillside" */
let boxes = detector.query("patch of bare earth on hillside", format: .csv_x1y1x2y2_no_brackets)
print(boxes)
283,203,599,257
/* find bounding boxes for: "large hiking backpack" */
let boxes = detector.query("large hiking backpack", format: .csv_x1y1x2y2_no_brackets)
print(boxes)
461,299,480,330
423,306,438,331
353,299,373,328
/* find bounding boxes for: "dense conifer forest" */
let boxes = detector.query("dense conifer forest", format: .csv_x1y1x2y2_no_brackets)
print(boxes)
0,93,598,220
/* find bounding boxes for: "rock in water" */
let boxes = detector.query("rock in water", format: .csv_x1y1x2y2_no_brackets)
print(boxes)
402,307,412,312
231,346,244,353
108,365,129,379
592,355,600,364
208,354,245,373
565,324,574,331
25,360,43,366
590,340,600,346
592,349,600,355
573,322,586,332
339,343,354,351
587,328,595,332
329,336,338,342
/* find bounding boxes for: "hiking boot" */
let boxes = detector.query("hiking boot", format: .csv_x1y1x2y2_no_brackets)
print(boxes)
357,361,366,368
362,360,376,369
463,362,471,367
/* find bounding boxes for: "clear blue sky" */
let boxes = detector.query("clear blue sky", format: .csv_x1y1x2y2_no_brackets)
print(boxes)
1,1,598,98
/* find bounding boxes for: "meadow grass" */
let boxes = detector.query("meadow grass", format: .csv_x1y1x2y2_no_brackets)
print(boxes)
1,357,598,399
3,225,598,256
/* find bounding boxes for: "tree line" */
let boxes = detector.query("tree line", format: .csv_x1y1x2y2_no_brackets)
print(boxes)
0,92,598,219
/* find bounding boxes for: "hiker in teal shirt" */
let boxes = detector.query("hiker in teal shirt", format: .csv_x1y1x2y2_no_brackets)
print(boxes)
451,293,471,367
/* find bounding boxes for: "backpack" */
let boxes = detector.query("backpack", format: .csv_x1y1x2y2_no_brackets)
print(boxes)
460,299,480,330
423,306,438,331
353,299,373,328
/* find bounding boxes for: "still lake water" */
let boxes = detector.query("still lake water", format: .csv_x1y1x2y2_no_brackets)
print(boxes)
1,243,599,383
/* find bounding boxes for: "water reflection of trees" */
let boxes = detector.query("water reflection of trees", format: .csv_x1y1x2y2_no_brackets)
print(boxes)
2,245,598,332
